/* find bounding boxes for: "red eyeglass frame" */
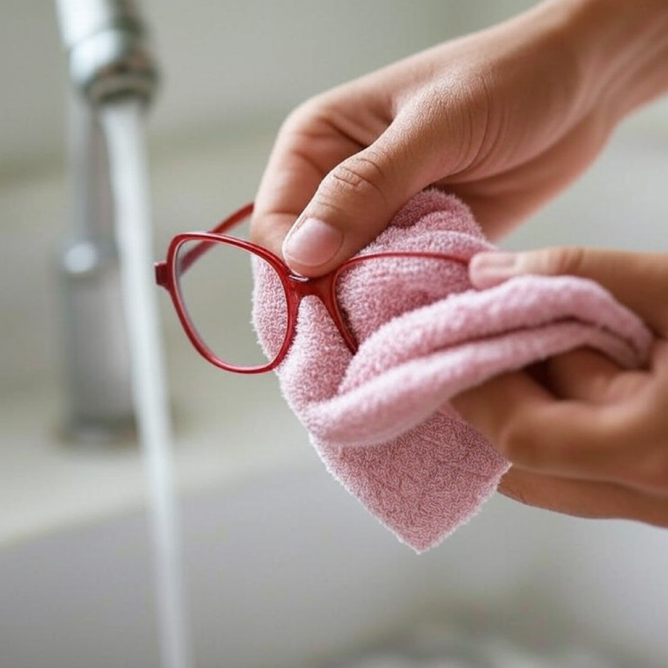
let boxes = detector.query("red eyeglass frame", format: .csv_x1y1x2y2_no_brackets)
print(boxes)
155,202,469,374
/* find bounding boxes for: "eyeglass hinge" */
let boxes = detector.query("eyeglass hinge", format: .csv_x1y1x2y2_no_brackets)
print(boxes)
154,261,168,288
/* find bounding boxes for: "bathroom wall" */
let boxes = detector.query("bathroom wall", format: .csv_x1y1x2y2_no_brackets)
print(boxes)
1,0,537,172
3,0,666,176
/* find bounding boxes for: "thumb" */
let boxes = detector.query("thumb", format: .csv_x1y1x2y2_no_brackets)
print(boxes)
281,119,442,277
469,247,668,335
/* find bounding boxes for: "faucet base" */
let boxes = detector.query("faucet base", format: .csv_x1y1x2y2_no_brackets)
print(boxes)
60,414,137,448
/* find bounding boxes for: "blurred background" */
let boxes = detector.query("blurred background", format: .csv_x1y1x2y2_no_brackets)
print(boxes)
1,1,667,667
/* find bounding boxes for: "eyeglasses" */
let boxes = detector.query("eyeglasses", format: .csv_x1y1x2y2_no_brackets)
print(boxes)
155,203,469,374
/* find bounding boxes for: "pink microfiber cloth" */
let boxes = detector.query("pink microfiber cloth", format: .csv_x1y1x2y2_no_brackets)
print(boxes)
252,189,652,552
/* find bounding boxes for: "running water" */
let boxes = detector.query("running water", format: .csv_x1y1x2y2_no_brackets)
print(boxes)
101,100,193,668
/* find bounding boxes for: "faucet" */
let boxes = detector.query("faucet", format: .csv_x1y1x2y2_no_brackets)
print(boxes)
55,0,158,440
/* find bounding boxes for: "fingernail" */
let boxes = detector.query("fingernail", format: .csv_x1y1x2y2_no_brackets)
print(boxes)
469,251,519,287
283,217,343,267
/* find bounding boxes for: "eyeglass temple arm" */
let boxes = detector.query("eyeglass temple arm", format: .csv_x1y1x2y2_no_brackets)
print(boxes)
155,202,255,287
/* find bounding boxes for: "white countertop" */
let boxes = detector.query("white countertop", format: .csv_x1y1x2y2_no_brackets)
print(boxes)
0,352,312,548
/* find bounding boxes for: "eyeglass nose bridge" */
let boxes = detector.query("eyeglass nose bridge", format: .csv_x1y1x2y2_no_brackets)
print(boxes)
285,272,358,354
286,272,333,297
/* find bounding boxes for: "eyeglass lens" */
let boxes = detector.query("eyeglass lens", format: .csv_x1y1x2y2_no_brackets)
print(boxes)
175,239,288,369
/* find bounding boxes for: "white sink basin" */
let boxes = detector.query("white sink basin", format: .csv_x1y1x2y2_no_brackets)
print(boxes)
1,454,668,668
1,123,667,668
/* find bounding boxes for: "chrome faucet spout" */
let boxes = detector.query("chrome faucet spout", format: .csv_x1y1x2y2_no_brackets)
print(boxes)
55,0,158,105
54,0,159,440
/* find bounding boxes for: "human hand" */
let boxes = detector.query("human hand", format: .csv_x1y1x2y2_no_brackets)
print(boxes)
251,0,668,276
451,247,668,527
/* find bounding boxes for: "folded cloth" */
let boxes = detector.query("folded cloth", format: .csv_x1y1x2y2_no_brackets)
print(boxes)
252,189,653,552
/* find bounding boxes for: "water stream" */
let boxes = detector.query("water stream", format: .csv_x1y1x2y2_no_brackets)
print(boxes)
101,99,193,668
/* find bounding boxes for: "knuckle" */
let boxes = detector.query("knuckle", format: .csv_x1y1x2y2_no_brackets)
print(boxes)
540,246,587,277
323,153,390,204
280,93,332,135
430,74,495,173
497,419,539,468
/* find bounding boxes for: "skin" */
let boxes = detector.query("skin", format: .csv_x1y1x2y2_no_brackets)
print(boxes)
459,248,668,526
250,0,668,526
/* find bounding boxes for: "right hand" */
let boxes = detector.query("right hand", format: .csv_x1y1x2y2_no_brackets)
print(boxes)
251,0,668,276
452,247,668,527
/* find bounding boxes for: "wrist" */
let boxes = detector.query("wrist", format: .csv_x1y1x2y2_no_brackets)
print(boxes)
558,0,668,121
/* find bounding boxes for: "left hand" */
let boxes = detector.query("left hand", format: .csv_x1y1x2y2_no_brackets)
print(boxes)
451,246,668,527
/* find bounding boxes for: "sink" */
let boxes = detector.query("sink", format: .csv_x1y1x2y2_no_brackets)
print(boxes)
1,123,667,668
1,456,668,668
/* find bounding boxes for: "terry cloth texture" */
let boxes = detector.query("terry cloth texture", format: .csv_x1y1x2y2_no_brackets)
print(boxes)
252,189,652,552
